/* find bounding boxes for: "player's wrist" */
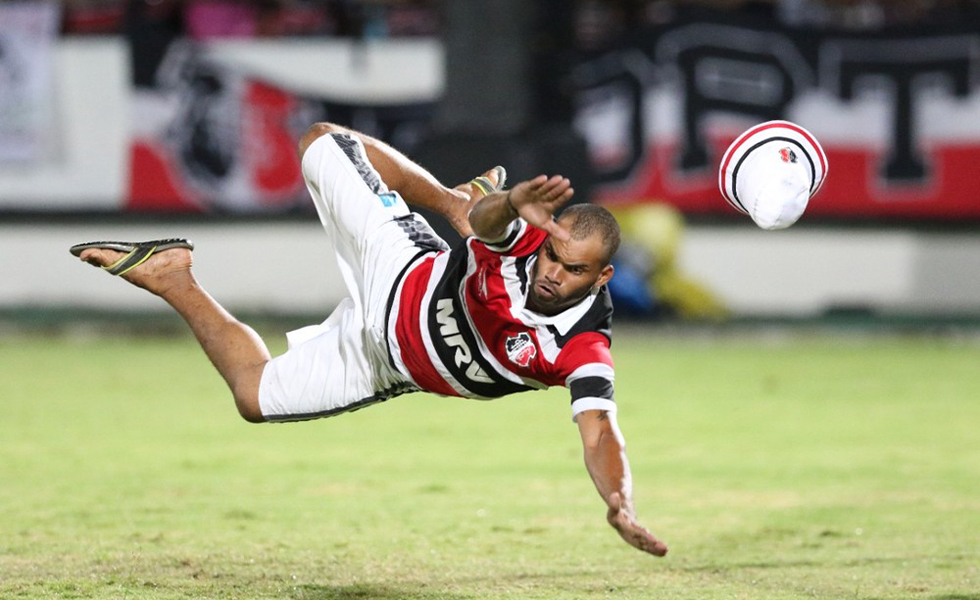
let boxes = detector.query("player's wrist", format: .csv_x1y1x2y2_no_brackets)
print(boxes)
504,190,519,217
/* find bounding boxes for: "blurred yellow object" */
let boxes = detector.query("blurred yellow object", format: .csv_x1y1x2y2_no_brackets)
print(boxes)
610,203,730,321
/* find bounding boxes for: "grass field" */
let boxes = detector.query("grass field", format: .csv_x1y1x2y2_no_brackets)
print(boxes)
2,327,979,600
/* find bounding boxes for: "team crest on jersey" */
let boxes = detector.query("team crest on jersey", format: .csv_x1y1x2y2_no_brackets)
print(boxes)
779,147,798,163
505,332,537,367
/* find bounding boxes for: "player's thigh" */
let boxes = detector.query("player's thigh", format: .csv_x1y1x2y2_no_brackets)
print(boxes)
257,301,384,422
301,132,409,244
359,212,448,320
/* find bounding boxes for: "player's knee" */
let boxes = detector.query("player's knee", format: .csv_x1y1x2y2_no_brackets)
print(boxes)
231,380,265,424
299,122,344,159
234,392,265,423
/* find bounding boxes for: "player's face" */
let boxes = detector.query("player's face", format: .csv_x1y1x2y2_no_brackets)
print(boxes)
527,233,614,316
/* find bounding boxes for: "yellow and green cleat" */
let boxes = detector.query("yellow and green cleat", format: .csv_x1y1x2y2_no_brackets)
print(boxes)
69,238,194,277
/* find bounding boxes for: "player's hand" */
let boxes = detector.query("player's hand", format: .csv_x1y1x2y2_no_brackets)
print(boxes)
446,187,476,237
606,492,668,557
450,166,508,237
506,175,575,242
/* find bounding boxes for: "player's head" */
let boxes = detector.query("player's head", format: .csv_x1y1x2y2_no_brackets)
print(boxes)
527,204,620,316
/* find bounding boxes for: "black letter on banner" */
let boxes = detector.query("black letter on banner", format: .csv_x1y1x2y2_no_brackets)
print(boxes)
827,36,973,182
658,25,811,171
572,55,649,183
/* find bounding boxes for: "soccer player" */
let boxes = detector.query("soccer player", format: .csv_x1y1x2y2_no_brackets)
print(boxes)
72,122,668,557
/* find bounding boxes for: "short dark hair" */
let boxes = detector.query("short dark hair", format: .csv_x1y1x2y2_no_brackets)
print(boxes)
558,203,621,265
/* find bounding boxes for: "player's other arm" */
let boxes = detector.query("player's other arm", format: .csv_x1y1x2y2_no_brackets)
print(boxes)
576,409,669,557
468,175,574,243
298,122,476,235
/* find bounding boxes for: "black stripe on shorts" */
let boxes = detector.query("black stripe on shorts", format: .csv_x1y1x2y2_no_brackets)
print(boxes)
263,381,418,423
331,133,385,194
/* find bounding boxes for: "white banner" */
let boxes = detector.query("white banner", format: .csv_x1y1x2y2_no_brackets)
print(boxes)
0,1,59,164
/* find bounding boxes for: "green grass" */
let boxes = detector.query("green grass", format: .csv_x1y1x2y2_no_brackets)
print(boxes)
2,328,979,599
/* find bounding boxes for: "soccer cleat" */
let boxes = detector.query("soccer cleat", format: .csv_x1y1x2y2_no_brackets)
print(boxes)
69,238,194,276
469,166,507,197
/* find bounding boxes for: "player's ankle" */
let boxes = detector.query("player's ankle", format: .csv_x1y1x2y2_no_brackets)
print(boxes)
152,271,198,299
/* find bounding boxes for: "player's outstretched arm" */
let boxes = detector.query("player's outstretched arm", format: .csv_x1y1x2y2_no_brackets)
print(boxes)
468,175,574,242
298,122,479,236
576,409,668,557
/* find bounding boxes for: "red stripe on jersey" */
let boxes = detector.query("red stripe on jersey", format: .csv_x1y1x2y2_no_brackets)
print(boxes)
394,220,613,399
505,224,548,257
465,240,612,387
523,328,564,386
554,332,613,380
395,257,459,397
465,225,549,382
464,242,536,380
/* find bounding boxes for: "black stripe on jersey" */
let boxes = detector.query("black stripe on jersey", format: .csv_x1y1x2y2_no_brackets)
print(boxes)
483,221,522,251
383,216,449,371
331,133,385,194
515,254,531,296
384,248,433,370
547,285,613,348
428,247,531,398
568,376,615,405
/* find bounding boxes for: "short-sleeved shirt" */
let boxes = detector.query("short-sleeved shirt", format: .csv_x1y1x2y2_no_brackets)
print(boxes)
386,219,617,420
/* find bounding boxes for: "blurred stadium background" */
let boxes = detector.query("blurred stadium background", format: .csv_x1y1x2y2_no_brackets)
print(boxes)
1,0,979,326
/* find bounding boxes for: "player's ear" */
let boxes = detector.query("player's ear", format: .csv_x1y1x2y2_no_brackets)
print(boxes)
596,264,614,289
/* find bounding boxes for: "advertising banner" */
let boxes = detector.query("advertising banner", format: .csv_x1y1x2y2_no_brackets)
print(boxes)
0,1,60,164
573,15,980,220
128,43,435,213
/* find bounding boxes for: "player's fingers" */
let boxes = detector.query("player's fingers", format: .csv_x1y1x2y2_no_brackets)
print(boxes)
537,175,568,197
633,525,668,556
634,536,668,557
525,174,550,191
542,179,571,202
548,187,574,208
618,518,668,557
541,219,571,243
524,175,561,201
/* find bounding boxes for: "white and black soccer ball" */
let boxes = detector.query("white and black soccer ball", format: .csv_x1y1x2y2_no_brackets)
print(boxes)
718,120,828,230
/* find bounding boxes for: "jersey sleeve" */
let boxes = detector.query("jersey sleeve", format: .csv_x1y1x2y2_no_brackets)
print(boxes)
475,219,548,257
558,333,616,422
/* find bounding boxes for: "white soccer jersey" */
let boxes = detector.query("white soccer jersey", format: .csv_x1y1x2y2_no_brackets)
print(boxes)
386,219,618,419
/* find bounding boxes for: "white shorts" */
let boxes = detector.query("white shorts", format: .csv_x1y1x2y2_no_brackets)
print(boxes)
257,132,448,422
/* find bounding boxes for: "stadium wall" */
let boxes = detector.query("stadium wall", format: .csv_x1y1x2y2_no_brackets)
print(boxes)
0,37,442,211
0,39,129,208
1,37,978,319
5,222,979,318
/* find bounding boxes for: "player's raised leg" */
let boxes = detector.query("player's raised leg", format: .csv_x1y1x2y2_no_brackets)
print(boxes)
77,245,268,423
298,122,506,237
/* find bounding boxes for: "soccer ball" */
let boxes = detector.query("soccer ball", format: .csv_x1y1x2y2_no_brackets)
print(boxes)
718,120,828,230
